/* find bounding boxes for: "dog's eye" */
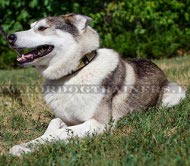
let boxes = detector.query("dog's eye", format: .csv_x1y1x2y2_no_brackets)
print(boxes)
38,26,48,31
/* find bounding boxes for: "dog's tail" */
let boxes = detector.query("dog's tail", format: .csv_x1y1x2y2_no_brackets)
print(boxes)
161,82,186,107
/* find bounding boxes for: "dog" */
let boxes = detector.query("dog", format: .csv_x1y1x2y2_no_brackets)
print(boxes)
7,13,186,156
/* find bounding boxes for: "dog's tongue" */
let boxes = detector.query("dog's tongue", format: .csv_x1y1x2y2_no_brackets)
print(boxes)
17,54,33,62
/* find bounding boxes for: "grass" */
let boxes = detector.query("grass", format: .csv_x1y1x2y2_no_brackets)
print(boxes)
0,56,190,166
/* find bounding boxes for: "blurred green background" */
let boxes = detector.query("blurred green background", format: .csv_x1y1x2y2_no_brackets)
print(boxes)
1,0,190,69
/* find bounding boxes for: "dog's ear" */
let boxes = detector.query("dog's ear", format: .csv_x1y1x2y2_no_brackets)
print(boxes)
63,13,92,31
73,14,92,30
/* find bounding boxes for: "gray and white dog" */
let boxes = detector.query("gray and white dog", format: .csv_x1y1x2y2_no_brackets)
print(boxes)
7,13,185,156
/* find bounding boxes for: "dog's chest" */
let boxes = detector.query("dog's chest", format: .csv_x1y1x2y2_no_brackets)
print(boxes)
43,67,107,124
44,87,104,124
43,49,119,124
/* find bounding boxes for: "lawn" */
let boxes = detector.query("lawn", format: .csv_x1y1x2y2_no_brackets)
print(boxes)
0,56,190,166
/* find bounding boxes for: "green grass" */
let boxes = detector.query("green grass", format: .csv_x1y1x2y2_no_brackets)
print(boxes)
0,56,190,166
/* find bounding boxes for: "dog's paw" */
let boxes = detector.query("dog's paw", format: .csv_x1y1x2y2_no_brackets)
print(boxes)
9,144,31,156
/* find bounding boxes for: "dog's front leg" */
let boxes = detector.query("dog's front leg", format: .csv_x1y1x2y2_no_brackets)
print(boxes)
28,119,105,144
9,119,105,156
9,118,67,156
43,118,67,135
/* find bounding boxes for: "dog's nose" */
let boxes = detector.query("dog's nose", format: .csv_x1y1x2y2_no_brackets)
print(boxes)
7,34,17,45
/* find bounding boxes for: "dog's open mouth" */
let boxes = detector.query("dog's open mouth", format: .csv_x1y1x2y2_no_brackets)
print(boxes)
17,45,54,65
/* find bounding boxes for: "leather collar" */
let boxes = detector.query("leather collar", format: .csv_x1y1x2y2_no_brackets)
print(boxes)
67,50,97,77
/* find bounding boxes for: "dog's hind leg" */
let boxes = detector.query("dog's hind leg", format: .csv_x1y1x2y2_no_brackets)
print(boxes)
161,82,186,107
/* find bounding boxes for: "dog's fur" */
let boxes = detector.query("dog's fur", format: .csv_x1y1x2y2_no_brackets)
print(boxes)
8,14,186,156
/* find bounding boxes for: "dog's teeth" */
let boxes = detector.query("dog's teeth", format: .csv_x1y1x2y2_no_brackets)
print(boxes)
22,54,26,60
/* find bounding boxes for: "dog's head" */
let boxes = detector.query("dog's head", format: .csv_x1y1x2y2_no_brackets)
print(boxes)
8,14,99,79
